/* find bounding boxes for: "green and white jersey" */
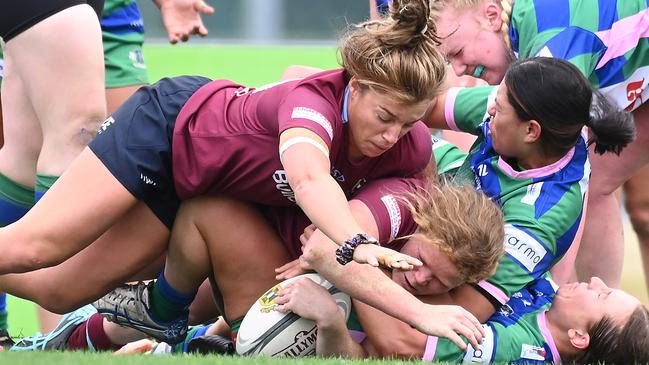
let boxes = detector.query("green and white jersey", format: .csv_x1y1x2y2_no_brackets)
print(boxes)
425,277,561,364
439,86,589,305
510,0,649,111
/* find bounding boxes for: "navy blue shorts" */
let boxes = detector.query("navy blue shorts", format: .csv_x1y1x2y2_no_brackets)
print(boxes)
0,0,104,42
89,76,211,229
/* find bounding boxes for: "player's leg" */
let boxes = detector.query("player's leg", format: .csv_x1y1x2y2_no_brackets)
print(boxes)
0,148,141,274
623,165,649,294
95,196,293,344
35,10,151,333
103,22,148,116
577,101,649,287
0,201,169,312
6,4,105,198
0,44,41,224
0,30,42,343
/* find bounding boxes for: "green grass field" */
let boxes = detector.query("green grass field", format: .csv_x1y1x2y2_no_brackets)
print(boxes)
4,44,649,364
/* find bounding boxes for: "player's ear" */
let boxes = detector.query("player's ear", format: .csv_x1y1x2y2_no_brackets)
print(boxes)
568,328,590,350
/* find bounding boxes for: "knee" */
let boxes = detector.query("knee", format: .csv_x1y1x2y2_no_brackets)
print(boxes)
11,240,69,273
32,287,83,314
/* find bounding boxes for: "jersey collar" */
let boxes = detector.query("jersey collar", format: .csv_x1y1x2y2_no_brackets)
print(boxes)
342,85,350,124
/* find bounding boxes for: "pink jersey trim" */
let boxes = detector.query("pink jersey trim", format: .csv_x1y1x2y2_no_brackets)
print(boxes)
478,280,509,305
348,330,367,344
497,146,575,179
444,87,462,131
537,311,562,364
422,336,439,361
595,8,649,69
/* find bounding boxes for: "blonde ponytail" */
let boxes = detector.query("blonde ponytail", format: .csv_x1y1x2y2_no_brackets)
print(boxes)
340,0,447,103
499,0,513,49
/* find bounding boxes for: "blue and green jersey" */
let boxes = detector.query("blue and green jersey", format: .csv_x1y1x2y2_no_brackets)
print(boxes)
510,0,649,111
437,86,589,305
425,277,560,364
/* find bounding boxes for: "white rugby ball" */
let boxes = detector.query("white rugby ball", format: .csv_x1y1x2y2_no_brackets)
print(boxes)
236,273,351,357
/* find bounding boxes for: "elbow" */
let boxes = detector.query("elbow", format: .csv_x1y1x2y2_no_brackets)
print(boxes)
291,174,317,206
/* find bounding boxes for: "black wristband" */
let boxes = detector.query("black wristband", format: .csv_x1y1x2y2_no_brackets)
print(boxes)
335,233,378,265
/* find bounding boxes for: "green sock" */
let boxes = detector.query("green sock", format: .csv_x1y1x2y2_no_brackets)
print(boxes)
0,309,8,332
35,174,59,201
0,172,35,226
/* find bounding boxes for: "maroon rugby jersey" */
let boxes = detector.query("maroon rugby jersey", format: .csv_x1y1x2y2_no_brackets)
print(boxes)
172,69,432,205
265,178,421,259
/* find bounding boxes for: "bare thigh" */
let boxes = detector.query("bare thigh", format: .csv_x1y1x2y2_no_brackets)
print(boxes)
0,50,42,186
4,4,106,176
188,197,293,322
0,201,169,313
0,148,140,273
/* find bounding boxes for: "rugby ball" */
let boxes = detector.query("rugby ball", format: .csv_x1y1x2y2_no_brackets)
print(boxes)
236,273,351,357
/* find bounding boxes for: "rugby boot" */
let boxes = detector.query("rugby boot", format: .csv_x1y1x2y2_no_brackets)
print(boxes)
92,281,188,344
0,328,14,348
186,334,235,355
11,305,96,351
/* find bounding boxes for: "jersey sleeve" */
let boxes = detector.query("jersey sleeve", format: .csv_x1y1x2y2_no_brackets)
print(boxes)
444,86,496,134
277,84,340,150
478,220,560,305
432,136,468,175
352,178,420,246
425,324,495,363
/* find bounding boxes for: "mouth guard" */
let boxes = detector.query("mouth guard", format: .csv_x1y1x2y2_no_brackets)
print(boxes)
472,65,485,78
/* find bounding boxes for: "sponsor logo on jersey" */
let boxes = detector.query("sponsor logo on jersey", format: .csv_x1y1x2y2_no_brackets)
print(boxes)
476,163,489,177
599,66,649,112
273,170,296,202
380,195,401,241
625,78,645,111
272,328,318,357
504,224,547,272
498,304,514,317
330,167,345,182
463,324,494,363
291,107,333,140
98,116,116,134
521,182,543,206
520,344,547,361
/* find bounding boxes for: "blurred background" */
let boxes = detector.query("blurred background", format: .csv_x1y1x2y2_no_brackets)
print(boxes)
139,0,367,43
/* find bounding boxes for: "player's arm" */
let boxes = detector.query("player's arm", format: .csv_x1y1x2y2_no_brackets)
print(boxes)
353,299,428,359
153,0,214,44
279,128,420,268
275,278,367,358
299,200,483,350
